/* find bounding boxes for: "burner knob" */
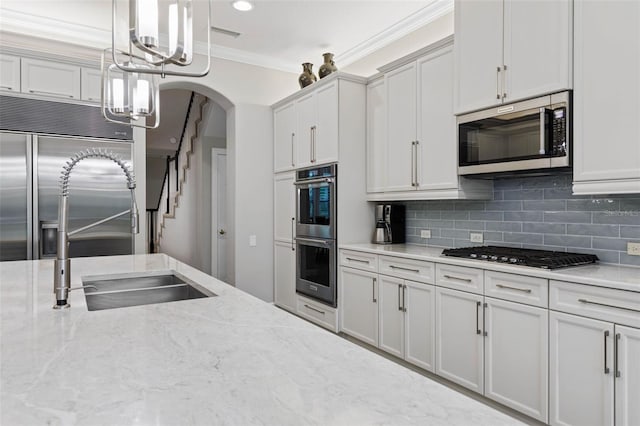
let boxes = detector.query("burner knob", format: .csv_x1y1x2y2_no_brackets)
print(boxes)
481,254,489,259
500,256,509,262
470,254,478,258
509,258,518,263
490,255,498,261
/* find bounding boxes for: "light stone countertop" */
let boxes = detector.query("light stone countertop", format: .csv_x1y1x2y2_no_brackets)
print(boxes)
1,254,522,426
340,243,640,293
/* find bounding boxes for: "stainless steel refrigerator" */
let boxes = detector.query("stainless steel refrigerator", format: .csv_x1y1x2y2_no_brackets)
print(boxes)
0,95,134,261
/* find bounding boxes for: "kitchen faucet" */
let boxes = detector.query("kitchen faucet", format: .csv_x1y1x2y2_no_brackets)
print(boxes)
53,148,139,309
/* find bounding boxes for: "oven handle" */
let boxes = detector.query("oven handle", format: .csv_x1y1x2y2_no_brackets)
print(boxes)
294,177,335,186
295,237,333,246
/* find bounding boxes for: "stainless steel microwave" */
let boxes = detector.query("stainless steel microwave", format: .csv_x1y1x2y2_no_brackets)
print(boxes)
458,91,571,176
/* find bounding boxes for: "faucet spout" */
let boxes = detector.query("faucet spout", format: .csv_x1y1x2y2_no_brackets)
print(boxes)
53,148,137,309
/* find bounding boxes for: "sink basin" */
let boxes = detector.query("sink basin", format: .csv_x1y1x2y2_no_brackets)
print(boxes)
82,271,216,311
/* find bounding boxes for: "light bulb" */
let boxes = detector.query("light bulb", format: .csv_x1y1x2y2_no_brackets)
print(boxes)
134,79,150,114
112,78,124,113
169,2,178,56
137,0,159,48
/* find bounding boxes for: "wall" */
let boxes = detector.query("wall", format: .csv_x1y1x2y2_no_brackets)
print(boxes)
404,174,640,267
132,126,147,254
145,156,166,208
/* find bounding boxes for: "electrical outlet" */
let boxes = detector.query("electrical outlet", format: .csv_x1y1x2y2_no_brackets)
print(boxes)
470,232,484,243
420,229,431,239
628,242,640,256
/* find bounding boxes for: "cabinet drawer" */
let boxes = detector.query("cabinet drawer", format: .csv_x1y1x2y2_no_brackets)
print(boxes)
436,264,483,294
296,295,338,332
485,271,548,308
550,280,640,328
379,255,434,284
340,250,378,272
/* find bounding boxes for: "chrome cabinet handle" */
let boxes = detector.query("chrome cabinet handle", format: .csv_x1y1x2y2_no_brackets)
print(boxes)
615,333,621,378
410,141,415,187
496,66,501,100
291,218,295,251
483,302,488,337
414,141,419,187
476,301,481,335
402,284,407,312
398,284,402,311
29,89,74,98
604,330,610,374
502,64,508,99
310,126,317,163
389,265,420,273
444,274,472,283
372,277,377,303
291,133,295,167
346,257,370,264
304,304,325,315
496,284,532,293
578,298,640,314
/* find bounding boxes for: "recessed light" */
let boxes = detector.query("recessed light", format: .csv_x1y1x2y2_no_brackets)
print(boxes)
169,137,177,144
232,0,253,12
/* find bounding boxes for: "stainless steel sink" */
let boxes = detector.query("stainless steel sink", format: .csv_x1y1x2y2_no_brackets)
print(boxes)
82,271,216,311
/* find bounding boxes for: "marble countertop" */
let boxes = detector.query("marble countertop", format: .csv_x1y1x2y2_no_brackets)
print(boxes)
340,243,640,293
1,254,522,426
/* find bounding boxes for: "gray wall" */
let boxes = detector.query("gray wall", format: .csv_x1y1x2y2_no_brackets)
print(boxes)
405,174,640,267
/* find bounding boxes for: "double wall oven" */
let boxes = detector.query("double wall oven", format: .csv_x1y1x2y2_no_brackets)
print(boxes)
294,164,337,307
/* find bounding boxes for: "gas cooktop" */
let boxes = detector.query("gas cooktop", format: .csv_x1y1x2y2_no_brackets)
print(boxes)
441,246,599,269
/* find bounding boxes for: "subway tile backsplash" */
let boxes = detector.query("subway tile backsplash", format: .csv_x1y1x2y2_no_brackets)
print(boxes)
405,174,640,267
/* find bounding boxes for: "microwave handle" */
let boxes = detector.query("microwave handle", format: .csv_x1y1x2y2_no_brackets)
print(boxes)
539,108,552,156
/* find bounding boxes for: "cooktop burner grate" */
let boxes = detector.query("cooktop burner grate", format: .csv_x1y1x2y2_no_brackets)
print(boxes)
441,246,599,269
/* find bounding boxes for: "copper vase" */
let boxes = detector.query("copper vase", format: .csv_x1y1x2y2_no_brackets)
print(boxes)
318,53,338,79
298,63,317,88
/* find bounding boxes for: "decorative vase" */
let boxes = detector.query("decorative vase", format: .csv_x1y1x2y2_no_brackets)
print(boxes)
298,63,317,88
318,52,338,79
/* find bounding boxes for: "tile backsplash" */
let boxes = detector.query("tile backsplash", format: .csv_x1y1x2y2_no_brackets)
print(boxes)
405,174,640,267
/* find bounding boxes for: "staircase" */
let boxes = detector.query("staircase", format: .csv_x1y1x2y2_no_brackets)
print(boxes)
154,93,209,250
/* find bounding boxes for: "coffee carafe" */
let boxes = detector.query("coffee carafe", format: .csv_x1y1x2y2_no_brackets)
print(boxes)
372,205,392,244
372,204,405,244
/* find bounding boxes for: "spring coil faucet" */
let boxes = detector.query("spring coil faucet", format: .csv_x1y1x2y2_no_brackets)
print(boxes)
53,148,139,309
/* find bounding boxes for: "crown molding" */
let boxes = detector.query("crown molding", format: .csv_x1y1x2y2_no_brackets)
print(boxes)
335,0,454,68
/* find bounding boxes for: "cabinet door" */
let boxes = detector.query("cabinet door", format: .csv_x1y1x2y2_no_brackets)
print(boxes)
404,280,435,372
339,267,378,346
435,287,484,393
21,58,80,100
416,47,457,191
378,275,404,358
80,68,103,103
484,297,548,423
615,325,640,426
296,92,316,168
573,0,640,187
0,54,20,92
503,0,572,103
385,62,416,192
453,0,503,114
274,172,295,242
315,81,338,165
549,311,614,426
274,241,296,313
366,78,386,193
274,102,296,172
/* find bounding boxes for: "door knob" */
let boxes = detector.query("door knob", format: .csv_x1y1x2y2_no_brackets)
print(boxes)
219,229,226,235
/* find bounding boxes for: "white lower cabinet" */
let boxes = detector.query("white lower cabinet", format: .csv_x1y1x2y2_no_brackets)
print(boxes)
339,266,378,346
615,325,640,426
435,287,484,393
274,241,296,313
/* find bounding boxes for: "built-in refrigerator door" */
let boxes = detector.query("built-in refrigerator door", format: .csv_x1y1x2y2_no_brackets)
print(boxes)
0,132,32,261
35,136,134,258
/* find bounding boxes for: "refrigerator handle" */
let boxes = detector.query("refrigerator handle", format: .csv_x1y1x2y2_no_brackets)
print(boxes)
26,135,33,260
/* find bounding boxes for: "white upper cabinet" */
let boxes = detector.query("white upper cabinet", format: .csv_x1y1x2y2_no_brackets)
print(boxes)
274,102,296,172
80,68,103,103
21,57,81,100
295,91,316,168
295,81,338,168
572,0,640,195
366,77,386,193
0,54,20,92
454,0,572,114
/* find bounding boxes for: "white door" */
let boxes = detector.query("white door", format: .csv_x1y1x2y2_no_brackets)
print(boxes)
453,0,503,114
416,46,457,191
404,280,435,372
615,325,640,426
484,297,548,423
378,275,405,359
274,102,296,172
549,311,614,426
274,241,296,313
339,267,378,346
273,172,295,243
211,149,227,282
366,78,386,193
435,287,484,393
385,62,417,192
314,81,339,165
295,92,316,168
